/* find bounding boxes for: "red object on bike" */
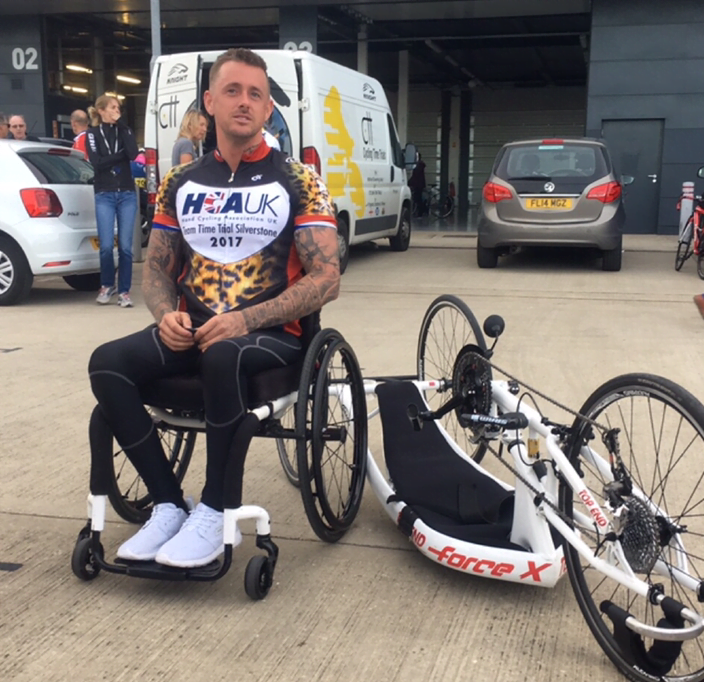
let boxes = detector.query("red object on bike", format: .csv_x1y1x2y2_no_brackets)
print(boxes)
483,182,512,203
587,181,622,203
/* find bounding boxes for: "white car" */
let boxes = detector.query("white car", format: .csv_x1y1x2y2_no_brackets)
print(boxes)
0,140,102,305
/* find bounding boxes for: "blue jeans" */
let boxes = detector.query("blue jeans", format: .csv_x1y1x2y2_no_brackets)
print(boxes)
95,190,138,294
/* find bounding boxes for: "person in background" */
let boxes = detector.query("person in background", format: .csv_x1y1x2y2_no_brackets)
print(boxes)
85,94,139,308
171,110,208,167
408,152,427,217
71,109,90,158
0,113,10,139
9,114,40,141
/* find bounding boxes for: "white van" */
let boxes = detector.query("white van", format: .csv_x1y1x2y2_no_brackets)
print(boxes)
143,49,414,272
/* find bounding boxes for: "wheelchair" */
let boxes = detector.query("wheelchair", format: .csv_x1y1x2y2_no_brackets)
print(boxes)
71,314,368,600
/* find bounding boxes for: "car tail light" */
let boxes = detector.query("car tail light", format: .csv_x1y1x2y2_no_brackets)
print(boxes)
145,147,159,205
587,181,622,203
302,146,321,175
20,188,63,217
47,147,72,156
483,182,513,203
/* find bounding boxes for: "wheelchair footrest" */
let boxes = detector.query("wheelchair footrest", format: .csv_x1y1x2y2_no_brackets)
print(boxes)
114,557,223,581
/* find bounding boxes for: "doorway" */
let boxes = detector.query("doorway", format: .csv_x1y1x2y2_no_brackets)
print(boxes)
601,119,664,234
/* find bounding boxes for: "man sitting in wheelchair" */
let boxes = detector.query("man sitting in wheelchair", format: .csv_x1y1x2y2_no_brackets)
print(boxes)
88,47,340,568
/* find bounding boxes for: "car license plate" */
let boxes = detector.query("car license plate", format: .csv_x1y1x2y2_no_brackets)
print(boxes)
90,237,118,249
525,198,573,210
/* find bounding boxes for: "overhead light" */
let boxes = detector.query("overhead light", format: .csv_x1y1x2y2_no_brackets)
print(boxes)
116,75,141,85
445,56,459,67
105,91,126,101
63,85,89,93
424,39,442,54
66,64,93,74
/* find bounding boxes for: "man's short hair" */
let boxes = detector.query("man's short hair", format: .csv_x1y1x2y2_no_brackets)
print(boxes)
0,113,7,126
70,110,89,126
209,48,268,90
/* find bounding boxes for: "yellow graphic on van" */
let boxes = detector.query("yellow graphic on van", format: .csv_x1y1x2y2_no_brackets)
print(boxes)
323,86,365,218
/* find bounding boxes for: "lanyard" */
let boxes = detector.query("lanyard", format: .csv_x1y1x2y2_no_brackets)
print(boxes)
99,124,120,155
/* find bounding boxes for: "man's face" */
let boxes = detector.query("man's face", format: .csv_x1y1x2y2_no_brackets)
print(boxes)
9,117,27,140
204,60,273,144
0,122,8,139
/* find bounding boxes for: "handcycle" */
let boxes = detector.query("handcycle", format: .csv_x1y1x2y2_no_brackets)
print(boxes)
675,192,704,277
358,294,704,682
72,295,704,681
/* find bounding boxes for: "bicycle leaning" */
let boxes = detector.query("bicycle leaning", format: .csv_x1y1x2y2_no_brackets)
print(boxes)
412,183,455,220
675,167,704,277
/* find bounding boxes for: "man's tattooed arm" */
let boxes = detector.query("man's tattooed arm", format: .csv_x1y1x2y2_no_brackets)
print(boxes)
239,226,340,332
142,229,184,323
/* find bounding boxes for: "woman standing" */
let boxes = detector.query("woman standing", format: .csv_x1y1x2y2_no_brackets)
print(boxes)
171,110,208,167
86,94,139,307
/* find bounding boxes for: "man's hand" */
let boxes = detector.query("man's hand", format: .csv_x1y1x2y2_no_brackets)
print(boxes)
194,311,248,352
159,311,196,351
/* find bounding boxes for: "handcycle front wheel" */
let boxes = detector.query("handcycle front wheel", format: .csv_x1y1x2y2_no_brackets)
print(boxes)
89,405,196,525
560,373,704,682
417,294,490,464
296,330,367,543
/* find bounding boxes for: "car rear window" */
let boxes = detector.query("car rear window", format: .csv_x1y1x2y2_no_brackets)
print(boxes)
495,143,610,183
18,149,94,185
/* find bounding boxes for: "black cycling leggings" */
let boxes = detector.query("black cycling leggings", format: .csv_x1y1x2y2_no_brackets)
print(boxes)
88,325,302,511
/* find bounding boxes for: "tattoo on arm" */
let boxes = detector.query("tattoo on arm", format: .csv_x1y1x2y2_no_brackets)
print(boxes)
142,229,183,322
240,226,340,332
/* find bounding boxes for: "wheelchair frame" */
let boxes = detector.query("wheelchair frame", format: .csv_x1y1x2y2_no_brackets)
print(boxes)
73,294,704,681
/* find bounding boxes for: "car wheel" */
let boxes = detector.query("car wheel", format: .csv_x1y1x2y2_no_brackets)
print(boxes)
140,213,151,248
0,236,33,306
476,240,498,268
63,273,102,292
389,206,411,252
601,240,622,272
337,213,350,275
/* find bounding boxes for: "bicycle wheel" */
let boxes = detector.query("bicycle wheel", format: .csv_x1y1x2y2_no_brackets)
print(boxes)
417,294,489,463
275,405,299,487
560,373,704,682
697,252,704,280
90,407,196,524
675,219,693,271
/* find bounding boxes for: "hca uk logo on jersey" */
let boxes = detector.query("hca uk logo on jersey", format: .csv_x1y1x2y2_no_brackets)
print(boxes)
181,189,283,217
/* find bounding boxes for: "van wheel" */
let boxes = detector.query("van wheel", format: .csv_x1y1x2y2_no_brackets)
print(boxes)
0,236,33,306
63,273,101,292
389,207,411,252
602,240,622,271
337,214,350,275
476,240,498,269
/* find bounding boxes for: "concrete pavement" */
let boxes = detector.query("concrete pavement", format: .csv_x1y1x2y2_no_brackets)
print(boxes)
2,232,703,682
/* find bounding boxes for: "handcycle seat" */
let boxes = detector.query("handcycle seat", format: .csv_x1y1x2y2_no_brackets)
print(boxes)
139,362,303,412
376,381,525,551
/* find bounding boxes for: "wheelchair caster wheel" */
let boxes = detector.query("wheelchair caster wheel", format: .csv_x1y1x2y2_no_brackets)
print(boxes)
244,555,274,600
71,537,102,581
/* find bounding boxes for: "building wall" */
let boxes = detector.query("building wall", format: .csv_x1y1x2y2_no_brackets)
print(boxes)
587,0,704,234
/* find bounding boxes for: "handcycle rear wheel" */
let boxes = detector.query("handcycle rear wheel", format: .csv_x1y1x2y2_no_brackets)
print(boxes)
297,331,367,542
90,406,196,525
560,373,704,682
417,294,490,464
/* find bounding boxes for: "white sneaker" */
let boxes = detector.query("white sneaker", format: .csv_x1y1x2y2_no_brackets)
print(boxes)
96,285,116,305
116,502,189,561
155,503,242,568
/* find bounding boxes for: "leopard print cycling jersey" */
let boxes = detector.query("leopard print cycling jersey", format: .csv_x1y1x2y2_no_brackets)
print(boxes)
152,141,336,329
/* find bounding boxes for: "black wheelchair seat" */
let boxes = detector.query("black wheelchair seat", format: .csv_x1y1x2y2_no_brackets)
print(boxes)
139,362,303,412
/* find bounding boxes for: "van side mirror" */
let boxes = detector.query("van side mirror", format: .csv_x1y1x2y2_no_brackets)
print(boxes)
698,166,704,179
403,142,417,169
621,175,634,186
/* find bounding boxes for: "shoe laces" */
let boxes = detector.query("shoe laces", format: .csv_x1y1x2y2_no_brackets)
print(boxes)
182,504,222,535
143,503,181,531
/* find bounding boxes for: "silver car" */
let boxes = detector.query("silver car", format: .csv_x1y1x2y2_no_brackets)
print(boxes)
477,138,629,271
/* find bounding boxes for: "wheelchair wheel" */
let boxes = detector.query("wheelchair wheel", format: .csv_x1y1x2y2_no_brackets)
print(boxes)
275,405,299,487
71,536,102,581
244,555,274,600
417,295,489,463
297,331,367,543
560,374,704,682
91,406,196,524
